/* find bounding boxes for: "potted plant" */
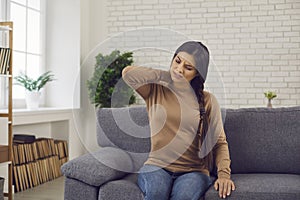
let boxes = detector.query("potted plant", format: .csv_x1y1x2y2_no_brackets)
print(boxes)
87,50,136,108
264,91,277,108
14,71,55,109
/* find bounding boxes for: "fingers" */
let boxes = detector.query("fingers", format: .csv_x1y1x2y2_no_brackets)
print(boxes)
232,181,236,191
214,180,218,190
220,183,224,198
225,181,232,196
217,180,225,198
221,181,227,199
214,179,235,199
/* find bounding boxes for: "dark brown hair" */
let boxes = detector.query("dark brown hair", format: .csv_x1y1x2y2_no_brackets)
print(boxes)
173,41,213,169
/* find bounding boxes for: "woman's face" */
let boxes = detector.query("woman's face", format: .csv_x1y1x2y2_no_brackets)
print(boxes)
170,51,198,82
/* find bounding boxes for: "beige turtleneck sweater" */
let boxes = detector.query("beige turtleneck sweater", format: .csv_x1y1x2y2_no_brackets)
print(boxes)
123,66,231,179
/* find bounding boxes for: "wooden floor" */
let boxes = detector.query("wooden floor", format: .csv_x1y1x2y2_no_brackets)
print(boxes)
11,176,65,200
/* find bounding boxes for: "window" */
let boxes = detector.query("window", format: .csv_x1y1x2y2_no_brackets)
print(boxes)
9,0,45,100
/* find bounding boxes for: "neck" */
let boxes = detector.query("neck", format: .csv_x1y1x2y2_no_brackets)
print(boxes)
171,79,191,90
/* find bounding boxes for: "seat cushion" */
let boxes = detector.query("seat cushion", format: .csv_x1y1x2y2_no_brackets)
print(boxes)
64,177,99,200
205,174,300,200
98,174,143,200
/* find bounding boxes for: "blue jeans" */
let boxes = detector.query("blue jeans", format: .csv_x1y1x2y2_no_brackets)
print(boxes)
137,164,212,200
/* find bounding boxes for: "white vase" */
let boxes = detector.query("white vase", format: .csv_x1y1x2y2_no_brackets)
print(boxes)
25,91,41,110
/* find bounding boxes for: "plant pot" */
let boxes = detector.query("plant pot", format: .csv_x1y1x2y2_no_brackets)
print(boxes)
0,177,4,200
267,99,272,108
25,91,41,110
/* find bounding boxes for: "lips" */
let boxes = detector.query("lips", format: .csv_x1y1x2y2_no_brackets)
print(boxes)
173,71,183,79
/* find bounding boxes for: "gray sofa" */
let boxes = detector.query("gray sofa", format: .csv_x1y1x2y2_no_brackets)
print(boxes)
61,106,300,200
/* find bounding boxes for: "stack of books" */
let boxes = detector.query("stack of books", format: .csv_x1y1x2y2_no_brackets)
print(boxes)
12,136,68,192
0,47,11,74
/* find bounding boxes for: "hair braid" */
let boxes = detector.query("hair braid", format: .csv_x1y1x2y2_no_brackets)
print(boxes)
190,76,213,171
190,77,207,142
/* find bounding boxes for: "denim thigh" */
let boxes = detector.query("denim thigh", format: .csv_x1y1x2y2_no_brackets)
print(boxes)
138,165,212,200
137,165,173,200
170,171,212,200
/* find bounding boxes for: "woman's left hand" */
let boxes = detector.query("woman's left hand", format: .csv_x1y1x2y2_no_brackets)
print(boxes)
214,178,235,199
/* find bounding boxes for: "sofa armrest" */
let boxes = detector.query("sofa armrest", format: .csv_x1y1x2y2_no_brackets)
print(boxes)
61,147,134,187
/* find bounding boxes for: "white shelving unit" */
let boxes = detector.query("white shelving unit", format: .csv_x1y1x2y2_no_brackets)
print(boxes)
0,21,13,200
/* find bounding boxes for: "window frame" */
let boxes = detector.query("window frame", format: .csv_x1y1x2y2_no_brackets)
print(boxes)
6,0,46,108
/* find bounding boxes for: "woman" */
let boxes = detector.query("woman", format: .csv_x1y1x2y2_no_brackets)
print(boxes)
122,41,235,200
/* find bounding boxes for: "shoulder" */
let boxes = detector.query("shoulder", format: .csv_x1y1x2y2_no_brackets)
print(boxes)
203,91,218,104
203,91,220,112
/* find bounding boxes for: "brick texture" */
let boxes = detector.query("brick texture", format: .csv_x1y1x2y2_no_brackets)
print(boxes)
105,0,300,108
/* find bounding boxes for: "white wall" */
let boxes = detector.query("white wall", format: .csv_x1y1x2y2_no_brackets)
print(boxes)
77,0,108,152
0,0,8,21
45,0,80,108
87,0,300,108
81,0,108,56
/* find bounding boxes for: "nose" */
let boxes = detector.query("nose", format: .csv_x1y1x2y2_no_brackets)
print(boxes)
177,63,184,74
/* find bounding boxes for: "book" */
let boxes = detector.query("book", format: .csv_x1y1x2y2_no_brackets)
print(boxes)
12,137,69,192
0,48,11,74
13,134,36,144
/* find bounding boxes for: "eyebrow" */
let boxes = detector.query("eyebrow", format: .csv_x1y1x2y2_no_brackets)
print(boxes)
176,55,195,67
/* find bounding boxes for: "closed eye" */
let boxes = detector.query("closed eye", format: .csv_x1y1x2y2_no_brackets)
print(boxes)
186,66,193,70
175,55,195,70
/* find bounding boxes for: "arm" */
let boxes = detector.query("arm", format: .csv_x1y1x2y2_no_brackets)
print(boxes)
213,128,235,198
206,94,235,198
122,66,170,99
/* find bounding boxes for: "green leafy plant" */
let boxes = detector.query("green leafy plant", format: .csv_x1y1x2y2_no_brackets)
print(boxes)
86,50,136,108
14,71,55,91
264,91,277,100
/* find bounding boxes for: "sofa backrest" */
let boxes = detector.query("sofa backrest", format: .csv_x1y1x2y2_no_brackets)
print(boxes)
224,106,300,174
96,106,151,171
97,106,300,174
97,106,151,152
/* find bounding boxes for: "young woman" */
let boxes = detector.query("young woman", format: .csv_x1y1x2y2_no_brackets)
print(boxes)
122,41,235,200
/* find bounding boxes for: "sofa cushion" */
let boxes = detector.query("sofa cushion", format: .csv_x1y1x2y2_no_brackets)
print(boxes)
205,174,300,200
224,106,300,174
98,174,143,200
61,147,133,186
64,177,99,200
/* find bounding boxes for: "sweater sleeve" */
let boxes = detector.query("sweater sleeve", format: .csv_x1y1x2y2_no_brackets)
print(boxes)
207,93,231,179
122,66,170,99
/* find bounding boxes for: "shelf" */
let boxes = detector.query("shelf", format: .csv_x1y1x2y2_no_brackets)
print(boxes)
0,21,13,200
0,25,12,31
0,74,12,78
0,160,12,167
0,113,9,117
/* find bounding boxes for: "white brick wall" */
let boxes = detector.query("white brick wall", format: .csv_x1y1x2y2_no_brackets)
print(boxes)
105,0,300,108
